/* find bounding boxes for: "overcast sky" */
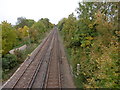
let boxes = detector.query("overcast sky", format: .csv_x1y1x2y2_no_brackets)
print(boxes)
0,0,81,25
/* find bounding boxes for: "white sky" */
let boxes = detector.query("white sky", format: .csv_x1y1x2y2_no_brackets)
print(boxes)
0,0,81,25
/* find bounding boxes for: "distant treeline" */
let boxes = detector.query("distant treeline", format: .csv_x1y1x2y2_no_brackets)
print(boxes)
1,17,54,56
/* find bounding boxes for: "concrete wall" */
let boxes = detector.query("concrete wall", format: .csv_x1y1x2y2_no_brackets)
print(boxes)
9,45,27,54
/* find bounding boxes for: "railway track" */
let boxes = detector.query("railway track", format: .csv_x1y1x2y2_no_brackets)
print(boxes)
43,29,62,88
2,28,75,89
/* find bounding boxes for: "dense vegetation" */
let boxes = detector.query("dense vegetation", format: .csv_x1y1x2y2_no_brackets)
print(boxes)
58,2,119,88
1,17,53,81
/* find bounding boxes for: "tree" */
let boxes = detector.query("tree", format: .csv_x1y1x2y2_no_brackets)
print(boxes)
0,24,2,55
58,1,119,88
2,21,17,55
39,18,53,30
58,18,67,31
32,21,45,34
16,17,26,28
16,17,35,28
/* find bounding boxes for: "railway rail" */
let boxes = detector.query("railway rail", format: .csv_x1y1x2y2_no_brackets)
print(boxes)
2,28,75,89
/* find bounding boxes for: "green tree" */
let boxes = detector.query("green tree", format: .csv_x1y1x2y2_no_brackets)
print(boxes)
58,18,67,31
2,21,17,55
32,21,45,34
16,17,35,28
0,24,2,54
58,1,119,88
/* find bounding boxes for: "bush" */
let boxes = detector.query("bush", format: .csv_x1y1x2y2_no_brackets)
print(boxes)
2,54,18,71
14,50,25,63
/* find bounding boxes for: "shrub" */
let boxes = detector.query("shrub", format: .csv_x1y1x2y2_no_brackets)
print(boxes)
14,50,25,63
2,54,18,70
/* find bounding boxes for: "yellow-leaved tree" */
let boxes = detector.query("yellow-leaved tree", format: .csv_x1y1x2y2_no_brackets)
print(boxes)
2,21,17,55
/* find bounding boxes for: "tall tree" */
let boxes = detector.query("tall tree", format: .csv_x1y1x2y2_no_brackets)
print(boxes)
2,21,17,55
16,17,35,28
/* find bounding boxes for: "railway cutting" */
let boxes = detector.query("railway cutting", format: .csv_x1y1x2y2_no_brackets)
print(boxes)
2,28,75,89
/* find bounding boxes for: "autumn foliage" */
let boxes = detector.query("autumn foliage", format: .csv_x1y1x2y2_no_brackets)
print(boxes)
58,2,119,88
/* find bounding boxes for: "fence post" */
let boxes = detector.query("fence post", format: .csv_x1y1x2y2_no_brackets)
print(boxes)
77,64,80,76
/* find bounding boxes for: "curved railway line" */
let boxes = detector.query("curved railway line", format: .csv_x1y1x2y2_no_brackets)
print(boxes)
2,28,75,89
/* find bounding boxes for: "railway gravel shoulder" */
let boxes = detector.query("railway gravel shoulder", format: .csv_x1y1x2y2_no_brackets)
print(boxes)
58,30,76,88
